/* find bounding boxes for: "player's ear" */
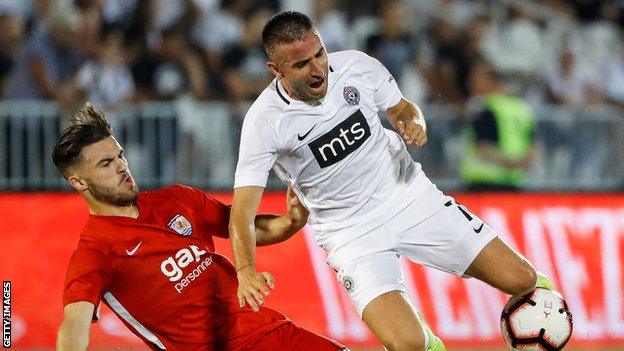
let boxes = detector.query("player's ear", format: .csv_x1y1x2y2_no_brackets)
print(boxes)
267,61,282,78
68,174,88,192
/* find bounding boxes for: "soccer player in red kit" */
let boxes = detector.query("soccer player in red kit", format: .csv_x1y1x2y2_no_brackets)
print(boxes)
53,103,346,351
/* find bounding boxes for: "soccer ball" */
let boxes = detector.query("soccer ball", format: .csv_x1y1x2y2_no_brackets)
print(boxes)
500,288,573,351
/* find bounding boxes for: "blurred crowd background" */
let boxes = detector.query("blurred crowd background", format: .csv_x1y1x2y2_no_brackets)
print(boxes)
0,0,623,191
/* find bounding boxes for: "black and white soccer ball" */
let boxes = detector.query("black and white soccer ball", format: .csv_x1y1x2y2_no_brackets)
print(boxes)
500,288,573,351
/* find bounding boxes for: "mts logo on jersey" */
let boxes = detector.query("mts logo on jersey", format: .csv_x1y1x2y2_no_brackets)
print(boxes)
308,110,371,168
160,244,213,293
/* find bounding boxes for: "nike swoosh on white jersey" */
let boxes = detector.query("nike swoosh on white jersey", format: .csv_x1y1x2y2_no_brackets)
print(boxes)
126,241,142,256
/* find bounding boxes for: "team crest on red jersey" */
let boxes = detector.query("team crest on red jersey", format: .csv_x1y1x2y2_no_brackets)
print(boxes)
167,214,192,236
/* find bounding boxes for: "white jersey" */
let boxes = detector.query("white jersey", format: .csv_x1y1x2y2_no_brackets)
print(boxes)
235,50,446,251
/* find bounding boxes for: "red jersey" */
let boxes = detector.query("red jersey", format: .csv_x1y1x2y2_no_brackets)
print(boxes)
63,185,289,350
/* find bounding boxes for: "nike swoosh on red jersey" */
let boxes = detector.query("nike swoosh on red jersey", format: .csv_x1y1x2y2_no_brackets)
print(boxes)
126,241,142,255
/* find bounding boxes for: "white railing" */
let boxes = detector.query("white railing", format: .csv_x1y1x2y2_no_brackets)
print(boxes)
0,100,622,191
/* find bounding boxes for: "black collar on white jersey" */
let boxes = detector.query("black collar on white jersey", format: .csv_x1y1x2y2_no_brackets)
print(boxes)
275,65,335,105
275,79,290,104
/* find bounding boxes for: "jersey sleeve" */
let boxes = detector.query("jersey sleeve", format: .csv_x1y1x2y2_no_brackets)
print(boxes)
63,239,111,322
234,109,279,188
167,184,231,239
194,187,231,239
362,53,403,111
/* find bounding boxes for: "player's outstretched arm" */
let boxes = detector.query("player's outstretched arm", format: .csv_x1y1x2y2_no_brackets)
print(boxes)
385,98,427,147
56,301,94,351
229,186,275,312
254,186,309,246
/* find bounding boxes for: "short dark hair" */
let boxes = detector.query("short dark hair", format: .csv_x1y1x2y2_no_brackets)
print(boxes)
262,11,314,59
52,103,113,178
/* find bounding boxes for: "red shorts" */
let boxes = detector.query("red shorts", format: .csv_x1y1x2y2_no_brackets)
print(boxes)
246,322,346,351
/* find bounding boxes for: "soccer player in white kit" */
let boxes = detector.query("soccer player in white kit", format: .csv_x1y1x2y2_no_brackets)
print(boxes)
229,11,551,351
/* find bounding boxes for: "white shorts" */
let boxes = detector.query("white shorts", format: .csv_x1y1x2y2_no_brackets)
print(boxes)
325,198,497,317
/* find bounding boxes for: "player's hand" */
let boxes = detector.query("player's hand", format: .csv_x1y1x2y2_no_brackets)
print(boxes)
286,186,309,228
396,118,427,147
236,266,275,312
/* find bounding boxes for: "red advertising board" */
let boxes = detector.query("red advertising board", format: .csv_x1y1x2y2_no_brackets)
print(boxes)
1,192,623,349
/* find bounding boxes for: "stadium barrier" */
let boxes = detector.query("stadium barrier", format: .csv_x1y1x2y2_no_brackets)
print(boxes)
1,191,623,348
0,100,623,191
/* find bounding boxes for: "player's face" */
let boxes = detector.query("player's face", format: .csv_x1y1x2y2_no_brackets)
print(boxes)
73,136,138,207
271,30,329,101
